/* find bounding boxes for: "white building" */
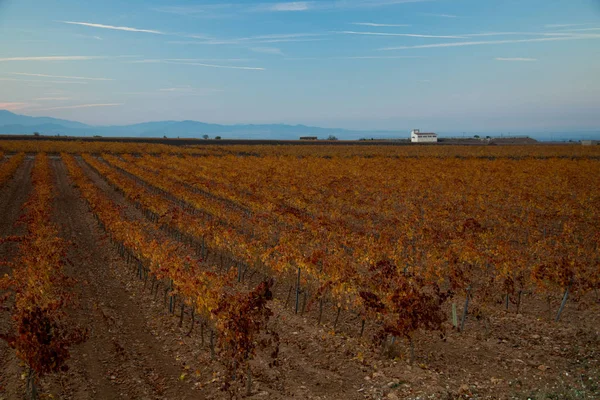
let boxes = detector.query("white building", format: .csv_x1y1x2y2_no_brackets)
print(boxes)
411,129,438,143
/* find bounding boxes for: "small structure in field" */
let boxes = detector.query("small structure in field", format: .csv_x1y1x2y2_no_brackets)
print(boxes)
582,140,599,146
299,136,318,140
411,129,438,143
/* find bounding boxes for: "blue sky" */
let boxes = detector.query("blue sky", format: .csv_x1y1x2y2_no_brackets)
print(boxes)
1,0,600,133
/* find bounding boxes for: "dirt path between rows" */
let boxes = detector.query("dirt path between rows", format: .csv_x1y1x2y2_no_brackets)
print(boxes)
0,158,33,398
32,158,199,399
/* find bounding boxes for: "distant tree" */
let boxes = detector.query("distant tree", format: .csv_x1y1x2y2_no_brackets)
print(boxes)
33,132,40,137
486,136,491,139
327,135,338,141
203,134,209,140
474,135,480,139
215,136,222,140
163,135,167,139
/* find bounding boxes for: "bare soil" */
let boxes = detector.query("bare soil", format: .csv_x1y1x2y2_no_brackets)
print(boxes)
0,157,598,400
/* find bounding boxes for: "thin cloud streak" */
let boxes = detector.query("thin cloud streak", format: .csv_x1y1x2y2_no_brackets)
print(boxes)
34,97,72,101
60,21,165,35
379,34,600,50
163,61,265,70
352,22,411,27
495,57,537,62
75,34,103,40
156,0,429,14
250,47,284,55
11,72,114,81
167,32,324,45
285,55,424,60
152,4,232,15
159,85,193,92
0,56,108,62
129,59,265,70
558,27,600,32
419,13,459,18
31,103,123,111
0,102,30,110
0,78,88,85
254,38,327,43
545,23,591,28
465,31,576,37
169,58,254,62
339,30,467,39
263,2,310,11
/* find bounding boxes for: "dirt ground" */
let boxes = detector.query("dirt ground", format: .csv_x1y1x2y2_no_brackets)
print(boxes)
0,157,598,400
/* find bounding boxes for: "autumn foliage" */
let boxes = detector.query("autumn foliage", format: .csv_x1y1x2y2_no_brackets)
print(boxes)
0,154,87,397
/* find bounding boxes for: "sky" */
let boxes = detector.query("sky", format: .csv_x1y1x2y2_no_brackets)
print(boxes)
1,0,600,134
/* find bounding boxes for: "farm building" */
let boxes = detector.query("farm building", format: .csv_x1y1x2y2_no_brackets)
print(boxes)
582,140,599,146
411,129,438,143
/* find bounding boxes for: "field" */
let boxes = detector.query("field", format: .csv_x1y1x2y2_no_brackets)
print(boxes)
0,141,599,400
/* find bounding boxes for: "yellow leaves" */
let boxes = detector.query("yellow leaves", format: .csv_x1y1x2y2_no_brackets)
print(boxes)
353,352,365,362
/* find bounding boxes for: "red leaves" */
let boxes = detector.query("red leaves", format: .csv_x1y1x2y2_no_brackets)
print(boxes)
1,154,88,382
4,305,87,377
212,279,277,390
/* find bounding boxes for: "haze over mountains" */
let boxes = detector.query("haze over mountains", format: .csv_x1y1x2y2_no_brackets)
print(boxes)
0,110,400,140
2,110,599,141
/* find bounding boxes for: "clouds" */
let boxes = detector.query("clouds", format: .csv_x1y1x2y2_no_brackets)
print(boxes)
352,22,411,27
0,102,30,111
11,72,114,81
154,0,429,14
263,2,311,11
419,13,459,18
0,56,108,62
159,86,194,92
129,59,265,70
250,47,284,55
285,55,424,60
495,58,537,62
34,97,72,101
60,21,165,35
31,103,123,111
0,78,88,85
379,34,600,50
544,23,591,28
339,30,466,39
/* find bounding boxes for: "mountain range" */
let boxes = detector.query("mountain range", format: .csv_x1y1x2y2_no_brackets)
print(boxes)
0,110,401,140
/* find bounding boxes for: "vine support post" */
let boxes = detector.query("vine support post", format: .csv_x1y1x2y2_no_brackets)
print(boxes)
188,308,195,336
451,303,458,328
301,290,308,315
284,285,292,309
460,287,470,333
246,366,252,396
360,318,366,337
210,330,215,360
318,299,324,325
333,306,341,332
26,368,38,400
179,303,185,327
200,320,205,346
556,285,570,322
295,267,301,314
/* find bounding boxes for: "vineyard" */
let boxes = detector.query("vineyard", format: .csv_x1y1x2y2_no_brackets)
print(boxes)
0,141,599,399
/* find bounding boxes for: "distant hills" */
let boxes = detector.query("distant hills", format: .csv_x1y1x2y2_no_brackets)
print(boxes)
0,110,401,140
